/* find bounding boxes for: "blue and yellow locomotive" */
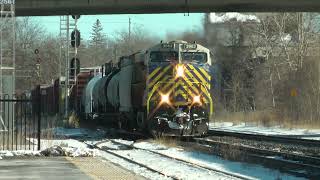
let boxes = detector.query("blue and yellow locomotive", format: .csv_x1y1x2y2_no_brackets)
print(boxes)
144,40,213,136
78,40,213,136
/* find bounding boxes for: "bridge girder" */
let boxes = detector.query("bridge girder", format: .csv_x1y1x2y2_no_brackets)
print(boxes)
16,0,320,16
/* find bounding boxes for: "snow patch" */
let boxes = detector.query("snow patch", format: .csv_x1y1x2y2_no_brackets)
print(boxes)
97,140,129,150
210,13,260,23
134,141,168,150
0,139,98,159
28,138,89,150
129,141,303,180
111,149,235,180
112,139,134,146
40,145,99,157
62,146,99,157
38,139,98,157
0,150,41,159
99,151,172,180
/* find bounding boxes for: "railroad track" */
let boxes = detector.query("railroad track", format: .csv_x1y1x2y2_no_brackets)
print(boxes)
191,137,320,179
86,141,179,180
208,129,320,147
80,128,320,178
86,139,250,180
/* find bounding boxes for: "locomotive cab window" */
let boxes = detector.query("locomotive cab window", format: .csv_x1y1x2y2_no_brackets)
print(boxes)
181,52,207,63
150,51,178,62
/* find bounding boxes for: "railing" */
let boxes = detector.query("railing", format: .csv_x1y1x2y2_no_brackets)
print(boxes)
0,93,41,151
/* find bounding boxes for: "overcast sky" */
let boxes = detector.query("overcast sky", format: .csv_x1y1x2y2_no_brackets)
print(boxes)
33,13,204,40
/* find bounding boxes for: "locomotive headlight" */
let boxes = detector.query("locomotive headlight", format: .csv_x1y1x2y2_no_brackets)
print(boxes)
176,65,184,78
193,95,201,104
160,93,170,104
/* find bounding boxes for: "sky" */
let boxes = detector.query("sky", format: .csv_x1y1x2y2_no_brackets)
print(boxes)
34,13,204,41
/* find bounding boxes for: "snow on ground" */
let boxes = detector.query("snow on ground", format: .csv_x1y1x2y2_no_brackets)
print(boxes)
112,139,134,146
0,127,310,179
209,13,260,23
37,138,99,157
0,137,306,180
39,139,88,150
133,141,304,180
0,127,104,159
134,141,167,150
96,140,128,150
98,150,172,180
91,139,241,179
210,122,320,140
0,150,40,159
111,149,236,180
0,138,98,159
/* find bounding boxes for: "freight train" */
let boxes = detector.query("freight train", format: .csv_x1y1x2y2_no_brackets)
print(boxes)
29,40,214,136
72,40,214,136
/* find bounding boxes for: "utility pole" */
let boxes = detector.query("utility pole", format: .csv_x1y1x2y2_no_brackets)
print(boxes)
128,17,131,43
128,17,132,52
113,44,117,64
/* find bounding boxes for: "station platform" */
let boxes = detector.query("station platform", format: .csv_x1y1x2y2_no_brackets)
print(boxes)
0,157,146,180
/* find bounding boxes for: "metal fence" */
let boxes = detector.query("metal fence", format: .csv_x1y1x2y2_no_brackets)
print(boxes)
0,88,41,151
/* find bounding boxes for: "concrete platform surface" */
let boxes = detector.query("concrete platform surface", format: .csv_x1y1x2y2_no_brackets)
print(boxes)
66,157,146,180
0,157,146,180
0,157,90,180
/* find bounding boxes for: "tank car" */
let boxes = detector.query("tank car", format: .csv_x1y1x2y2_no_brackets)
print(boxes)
80,40,213,136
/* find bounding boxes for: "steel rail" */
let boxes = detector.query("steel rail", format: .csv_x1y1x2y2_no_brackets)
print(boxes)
85,141,180,180
192,138,320,178
106,139,251,180
195,138,320,167
208,129,320,147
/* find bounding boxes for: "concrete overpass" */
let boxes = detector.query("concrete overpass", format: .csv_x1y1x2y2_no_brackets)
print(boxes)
16,0,320,16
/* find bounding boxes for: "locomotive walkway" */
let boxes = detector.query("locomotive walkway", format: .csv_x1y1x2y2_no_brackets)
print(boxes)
0,157,146,180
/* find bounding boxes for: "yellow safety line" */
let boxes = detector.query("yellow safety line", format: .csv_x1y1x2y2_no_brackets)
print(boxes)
148,65,171,88
199,67,211,81
187,64,210,88
147,67,161,81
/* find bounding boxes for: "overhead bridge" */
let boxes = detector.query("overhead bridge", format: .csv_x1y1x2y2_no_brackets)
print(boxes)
16,0,320,16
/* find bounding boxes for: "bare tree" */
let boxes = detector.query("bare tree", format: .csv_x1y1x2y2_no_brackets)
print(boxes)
15,17,54,92
246,13,320,125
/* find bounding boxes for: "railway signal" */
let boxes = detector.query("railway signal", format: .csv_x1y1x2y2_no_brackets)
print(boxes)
71,29,81,48
34,49,41,79
72,15,80,20
70,57,80,79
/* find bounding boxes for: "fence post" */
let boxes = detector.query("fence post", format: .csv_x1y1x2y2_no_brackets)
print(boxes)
37,85,41,151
